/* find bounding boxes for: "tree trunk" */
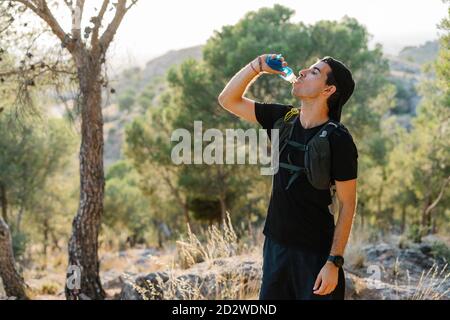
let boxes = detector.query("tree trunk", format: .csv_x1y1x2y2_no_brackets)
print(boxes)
432,216,438,234
0,182,7,224
400,205,406,234
377,185,383,220
420,194,432,238
183,203,190,227
420,176,450,238
15,206,24,234
161,171,190,228
51,230,61,251
219,195,227,224
0,218,28,299
66,55,106,300
157,229,163,249
43,218,49,268
359,201,365,228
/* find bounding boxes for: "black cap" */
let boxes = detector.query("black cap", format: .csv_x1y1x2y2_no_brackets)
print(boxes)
321,57,355,122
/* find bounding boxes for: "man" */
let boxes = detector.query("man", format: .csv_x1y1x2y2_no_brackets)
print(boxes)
218,54,358,300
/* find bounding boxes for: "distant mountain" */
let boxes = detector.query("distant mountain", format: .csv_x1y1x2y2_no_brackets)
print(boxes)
385,40,439,127
111,45,203,97
398,40,439,66
386,40,439,79
141,45,203,84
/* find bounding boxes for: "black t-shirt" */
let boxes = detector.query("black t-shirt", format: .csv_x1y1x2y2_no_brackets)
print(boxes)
255,102,358,253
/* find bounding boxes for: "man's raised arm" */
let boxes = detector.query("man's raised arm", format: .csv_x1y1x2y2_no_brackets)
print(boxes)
218,54,286,123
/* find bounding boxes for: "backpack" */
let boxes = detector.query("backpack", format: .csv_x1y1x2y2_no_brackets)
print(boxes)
273,107,349,215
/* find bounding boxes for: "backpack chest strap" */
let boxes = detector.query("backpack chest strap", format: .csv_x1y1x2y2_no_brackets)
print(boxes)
278,116,298,155
279,162,308,190
286,140,308,151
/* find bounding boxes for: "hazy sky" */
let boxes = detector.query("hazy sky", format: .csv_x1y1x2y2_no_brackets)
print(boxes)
61,0,448,68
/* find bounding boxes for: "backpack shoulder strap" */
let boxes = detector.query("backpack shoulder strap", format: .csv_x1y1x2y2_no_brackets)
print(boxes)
323,121,348,189
273,108,299,156
327,120,349,137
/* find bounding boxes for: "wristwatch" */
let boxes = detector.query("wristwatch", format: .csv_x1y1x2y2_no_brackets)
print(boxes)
327,255,344,268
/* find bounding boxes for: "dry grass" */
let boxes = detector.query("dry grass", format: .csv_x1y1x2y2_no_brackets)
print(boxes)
345,225,371,269
38,282,59,295
175,212,240,269
22,250,67,299
124,212,262,300
408,263,450,300
124,264,261,300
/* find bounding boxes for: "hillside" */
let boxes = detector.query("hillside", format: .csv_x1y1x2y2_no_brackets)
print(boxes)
103,45,203,167
398,40,440,66
383,40,439,128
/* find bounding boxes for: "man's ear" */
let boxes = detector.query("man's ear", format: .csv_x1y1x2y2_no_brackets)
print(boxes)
323,85,336,98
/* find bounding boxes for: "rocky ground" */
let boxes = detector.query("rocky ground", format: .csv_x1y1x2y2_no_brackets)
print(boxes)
117,235,449,300
1,235,448,300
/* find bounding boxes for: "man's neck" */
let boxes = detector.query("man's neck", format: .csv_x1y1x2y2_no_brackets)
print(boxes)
299,100,329,129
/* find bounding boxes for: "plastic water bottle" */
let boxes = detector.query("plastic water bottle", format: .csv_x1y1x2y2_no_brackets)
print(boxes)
265,54,296,83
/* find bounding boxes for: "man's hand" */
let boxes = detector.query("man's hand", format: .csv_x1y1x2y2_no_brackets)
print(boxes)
256,54,289,76
313,261,339,295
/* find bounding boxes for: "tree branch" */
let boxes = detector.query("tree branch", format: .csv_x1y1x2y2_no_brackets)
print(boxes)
63,0,72,10
425,175,450,216
9,0,76,53
90,0,109,50
125,0,139,11
98,0,137,55
71,0,85,42
1,56,75,78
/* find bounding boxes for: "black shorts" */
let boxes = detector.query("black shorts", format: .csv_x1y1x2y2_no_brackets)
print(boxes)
259,236,345,300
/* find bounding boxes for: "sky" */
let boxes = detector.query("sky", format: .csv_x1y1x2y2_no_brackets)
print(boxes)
59,0,447,68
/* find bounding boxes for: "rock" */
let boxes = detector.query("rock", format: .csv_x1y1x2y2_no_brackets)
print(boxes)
364,243,396,262
400,248,435,271
136,257,150,265
119,257,261,300
119,242,450,300
358,241,447,281
141,248,158,257
120,271,169,300
103,276,124,290
102,270,126,289
0,278,5,297
418,244,433,256
119,281,142,300
344,271,417,300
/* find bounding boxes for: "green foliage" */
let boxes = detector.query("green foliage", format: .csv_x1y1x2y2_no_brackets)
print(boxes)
103,160,157,246
430,241,450,263
0,103,78,255
366,4,450,236
390,78,417,114
136,76,166,110
407,223,423,243
11,230,28,259
118,89,137,112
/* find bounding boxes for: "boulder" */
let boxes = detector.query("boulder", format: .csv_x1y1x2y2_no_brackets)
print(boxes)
119,257,261,300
